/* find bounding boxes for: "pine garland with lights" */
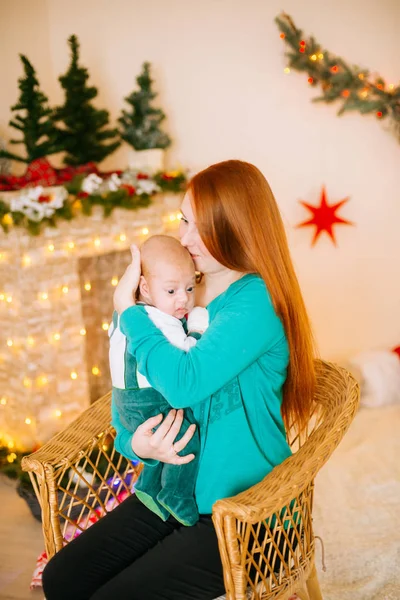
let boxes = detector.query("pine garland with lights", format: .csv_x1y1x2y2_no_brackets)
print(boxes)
275,13,400,138
0,167,187,235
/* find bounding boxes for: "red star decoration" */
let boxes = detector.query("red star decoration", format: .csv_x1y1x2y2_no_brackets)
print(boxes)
297,187,353,246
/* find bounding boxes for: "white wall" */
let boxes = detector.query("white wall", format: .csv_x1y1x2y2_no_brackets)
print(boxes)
1,0,399,360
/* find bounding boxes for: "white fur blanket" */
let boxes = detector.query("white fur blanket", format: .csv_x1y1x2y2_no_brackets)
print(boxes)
313,404,400,600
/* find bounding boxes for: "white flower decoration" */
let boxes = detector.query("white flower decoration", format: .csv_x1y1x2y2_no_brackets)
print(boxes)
10,186,68,222
136,179,160,195
81,173,103,195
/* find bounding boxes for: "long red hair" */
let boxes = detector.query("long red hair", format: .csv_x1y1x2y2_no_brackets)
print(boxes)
189,160,316,433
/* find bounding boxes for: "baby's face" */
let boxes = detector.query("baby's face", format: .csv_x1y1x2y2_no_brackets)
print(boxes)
146,262,196,319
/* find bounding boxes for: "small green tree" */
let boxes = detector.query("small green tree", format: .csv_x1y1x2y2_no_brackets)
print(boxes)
53,35,120,166
0,55,62,163
119,62,172,151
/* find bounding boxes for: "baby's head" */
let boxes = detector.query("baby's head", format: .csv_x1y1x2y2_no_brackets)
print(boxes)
138,235,196,319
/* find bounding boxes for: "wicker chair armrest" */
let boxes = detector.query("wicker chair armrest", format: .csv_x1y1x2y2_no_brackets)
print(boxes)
213,453,309,524
21,392,113,473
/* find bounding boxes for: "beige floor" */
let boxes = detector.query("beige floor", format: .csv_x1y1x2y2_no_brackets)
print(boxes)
0,476,44,600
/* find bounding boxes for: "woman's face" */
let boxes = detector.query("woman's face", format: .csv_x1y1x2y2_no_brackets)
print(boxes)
179,192,224,275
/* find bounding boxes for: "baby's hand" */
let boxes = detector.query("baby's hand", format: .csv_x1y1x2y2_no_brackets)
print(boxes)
187,306,209,334
113,245,141,314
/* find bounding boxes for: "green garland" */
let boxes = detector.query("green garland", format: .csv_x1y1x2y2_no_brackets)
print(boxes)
0,170,187,236
275,13,400,138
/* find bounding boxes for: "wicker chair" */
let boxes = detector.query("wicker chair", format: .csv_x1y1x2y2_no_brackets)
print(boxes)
22,359,359,600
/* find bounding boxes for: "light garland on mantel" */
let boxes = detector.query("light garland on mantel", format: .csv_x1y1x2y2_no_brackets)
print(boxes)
0,202,182,451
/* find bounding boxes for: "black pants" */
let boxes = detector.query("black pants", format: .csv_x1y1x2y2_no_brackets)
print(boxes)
42,494,226,600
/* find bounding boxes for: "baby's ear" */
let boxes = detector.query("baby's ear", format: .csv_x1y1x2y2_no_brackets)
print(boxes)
139,275,150,299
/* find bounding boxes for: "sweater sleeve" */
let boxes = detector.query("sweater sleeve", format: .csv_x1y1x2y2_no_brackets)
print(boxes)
120,278,286,409
111,395,159,466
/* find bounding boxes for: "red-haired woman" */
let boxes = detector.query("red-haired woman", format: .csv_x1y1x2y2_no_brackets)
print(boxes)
43,160,315,600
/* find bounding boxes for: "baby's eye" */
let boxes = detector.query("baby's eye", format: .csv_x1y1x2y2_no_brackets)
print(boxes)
167,289,175,295
187,286,194,293
180,215,189,224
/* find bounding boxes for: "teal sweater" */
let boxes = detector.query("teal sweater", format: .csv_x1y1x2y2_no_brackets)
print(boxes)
111,274,291,515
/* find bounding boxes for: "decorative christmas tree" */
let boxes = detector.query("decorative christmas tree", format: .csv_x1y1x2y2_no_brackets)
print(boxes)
53,35,120,166
0,55,62,164
119,62,172,151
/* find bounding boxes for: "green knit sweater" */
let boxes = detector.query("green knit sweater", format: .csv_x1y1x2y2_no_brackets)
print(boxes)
111,274,291,514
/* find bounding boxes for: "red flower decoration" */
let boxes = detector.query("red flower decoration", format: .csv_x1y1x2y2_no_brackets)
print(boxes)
38,194,51,203
78,191,89,199
137,173,149,180
297,187,353,246
121,184,136,196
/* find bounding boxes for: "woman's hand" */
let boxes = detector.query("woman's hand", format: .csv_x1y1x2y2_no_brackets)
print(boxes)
131,409,196,465
113,245,141,314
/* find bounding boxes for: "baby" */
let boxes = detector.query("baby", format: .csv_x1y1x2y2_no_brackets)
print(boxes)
109,235,208,526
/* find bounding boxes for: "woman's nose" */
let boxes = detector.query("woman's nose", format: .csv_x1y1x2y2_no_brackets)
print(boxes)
179,223,192,247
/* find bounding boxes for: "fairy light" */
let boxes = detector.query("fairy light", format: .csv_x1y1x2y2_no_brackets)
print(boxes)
358,73,365,80
55,409,62,418
37,375,48,386
23,377,32,388
94,238,101,247
70,371,78,380
6,295,12,303
92,366,100,376
142,227,149,235
84,282,91,291
0,397,6,405
284,67,291,74
40,292,48,301
47,243,55,252
177,212,182,220
6,339,13,347
318,53,324,59
53,332,61,341
102,322,109,331
7,441,14,449
80,328,86,336
0,294,4,301
310,54,317,61
27,336,35,346
119,233,126,242
67,241,75,250
388,83,395,91
169,214,177,222
111,276,118,286
7,452,17,463
25,417,32,425
22,254,32,267
62,285,69,294
308,77,314,84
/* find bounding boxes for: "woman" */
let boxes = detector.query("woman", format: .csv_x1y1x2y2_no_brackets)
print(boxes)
42,160,315,600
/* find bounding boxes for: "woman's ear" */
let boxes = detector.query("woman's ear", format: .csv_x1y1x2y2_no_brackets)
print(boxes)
139,275,151,302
